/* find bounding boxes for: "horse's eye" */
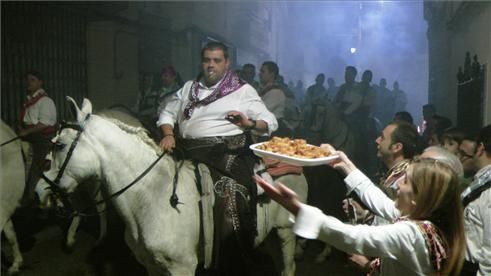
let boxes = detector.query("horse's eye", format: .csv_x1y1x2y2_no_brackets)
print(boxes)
53,142,66,151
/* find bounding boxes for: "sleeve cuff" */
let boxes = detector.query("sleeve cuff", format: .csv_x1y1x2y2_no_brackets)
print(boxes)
293,204,325,239
344,169,369,194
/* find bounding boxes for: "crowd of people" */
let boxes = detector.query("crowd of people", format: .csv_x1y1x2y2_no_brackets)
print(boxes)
12,41,490,276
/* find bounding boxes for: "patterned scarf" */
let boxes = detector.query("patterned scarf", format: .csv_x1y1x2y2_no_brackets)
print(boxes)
381,159,410,188
183,70,245,119
367,218,447,275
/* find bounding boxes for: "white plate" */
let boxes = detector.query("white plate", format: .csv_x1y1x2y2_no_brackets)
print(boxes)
250,142,339,166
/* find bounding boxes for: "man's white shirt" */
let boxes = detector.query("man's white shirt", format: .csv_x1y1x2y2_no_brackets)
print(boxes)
158,79,278,138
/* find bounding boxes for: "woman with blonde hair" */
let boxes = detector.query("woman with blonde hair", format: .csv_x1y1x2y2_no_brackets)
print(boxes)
255,152,466,275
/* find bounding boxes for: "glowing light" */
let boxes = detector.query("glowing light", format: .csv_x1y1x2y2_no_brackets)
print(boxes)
350,48,357,54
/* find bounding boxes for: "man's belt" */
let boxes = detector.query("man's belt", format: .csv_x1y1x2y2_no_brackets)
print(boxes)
180,133,248,152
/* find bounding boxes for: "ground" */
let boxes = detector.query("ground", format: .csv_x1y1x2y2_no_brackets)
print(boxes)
2,207,361,276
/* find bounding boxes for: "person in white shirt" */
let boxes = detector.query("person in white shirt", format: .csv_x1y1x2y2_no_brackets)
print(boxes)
157,41,277,275
255,151,466,275
18,71,57,205
461,125,491,276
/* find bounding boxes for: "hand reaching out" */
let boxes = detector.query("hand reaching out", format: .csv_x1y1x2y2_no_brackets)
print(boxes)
253,175,301,216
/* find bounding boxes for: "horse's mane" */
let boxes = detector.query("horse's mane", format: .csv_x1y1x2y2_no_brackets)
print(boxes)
102,118,163,154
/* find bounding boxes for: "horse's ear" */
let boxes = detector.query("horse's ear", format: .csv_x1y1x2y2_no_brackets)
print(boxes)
66,96,82,121
80,98,93,115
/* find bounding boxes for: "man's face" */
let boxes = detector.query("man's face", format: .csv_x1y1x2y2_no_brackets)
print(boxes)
459,139,477,176
27,74,42,92
242,67,255,82
201,49,229,86
379,79,387,88
442,138,459,155
161,73,175,88
376,124,398,162
344,70,356,83
259,65,274,85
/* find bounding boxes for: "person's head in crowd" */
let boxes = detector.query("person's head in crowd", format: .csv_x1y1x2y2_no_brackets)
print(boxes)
344,66,357,84
422,104,436,122
427,115,453,146
241,64,256,84
379,78,387,89
440,127,467,155
295,80,303,89
327,77,335,88
458,136,478,177
26,70,44,93
399,157,465,275
472,124,491,171
141,72,154,91
287,80,294,89
421,146,464,177
361,70,373,85
376,121,421,168
393,111,414,125
315,73,325,86
161,66,177,88
260,61,279,86
277,75,286,86
393,81,400,90
200,41,230,87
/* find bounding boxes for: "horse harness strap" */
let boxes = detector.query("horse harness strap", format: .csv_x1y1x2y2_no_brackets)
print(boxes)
41,114,174,218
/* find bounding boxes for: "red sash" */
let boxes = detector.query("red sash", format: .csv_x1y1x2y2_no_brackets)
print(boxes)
19,92,56,135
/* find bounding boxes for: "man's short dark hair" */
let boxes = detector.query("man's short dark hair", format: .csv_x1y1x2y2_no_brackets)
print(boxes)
243,63,255,70
26,70,44,81
423,104,436,112
262,61,279,79
476,125,491,154
201,41,229,60
346,66,357,76
441,127,469,145
394,111,414,125
390,121,422,159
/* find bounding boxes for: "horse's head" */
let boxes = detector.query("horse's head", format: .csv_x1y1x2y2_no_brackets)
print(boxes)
36,97,101,208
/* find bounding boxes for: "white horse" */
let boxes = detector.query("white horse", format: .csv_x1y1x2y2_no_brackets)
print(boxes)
37,97,307,276
1,120,25,274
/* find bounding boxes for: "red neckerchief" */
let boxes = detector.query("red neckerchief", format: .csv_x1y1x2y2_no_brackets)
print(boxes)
19,90,47,123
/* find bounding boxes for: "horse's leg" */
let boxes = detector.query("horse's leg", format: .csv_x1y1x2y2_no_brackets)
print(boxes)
166,263,196,276
314,243,332,263
276,227,296,276
65,215,81,250
294,238,307,260
3,219,23,275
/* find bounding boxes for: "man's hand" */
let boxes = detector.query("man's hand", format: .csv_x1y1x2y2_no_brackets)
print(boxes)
253,175,301,215
342,198,367,223
348,254,371,273
226,111,254,129
323,149,357,175
159,135,175,152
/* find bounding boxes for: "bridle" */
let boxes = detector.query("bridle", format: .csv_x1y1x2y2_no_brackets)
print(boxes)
40,114,175,218
41,114,90,213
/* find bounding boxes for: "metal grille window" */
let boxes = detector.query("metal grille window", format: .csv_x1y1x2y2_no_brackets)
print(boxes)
1,2,87,126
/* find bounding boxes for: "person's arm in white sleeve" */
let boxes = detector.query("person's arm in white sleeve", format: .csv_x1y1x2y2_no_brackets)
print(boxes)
345,169,401,221
157,87,183,128
294,204,424,263
244,89,278,135
477,190,491,276
38,97,57,126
